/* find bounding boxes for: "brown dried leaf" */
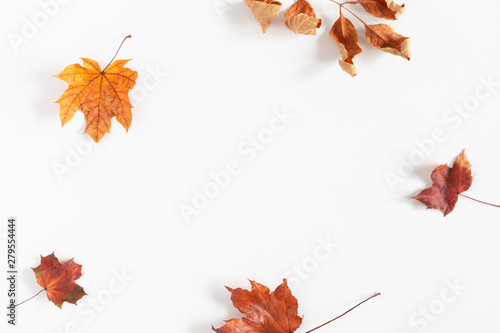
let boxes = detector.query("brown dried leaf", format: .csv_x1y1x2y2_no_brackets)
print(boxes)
330,13,362,76
357,0,405,20
365,23,410,60
284,0,322,35
245,0,282,33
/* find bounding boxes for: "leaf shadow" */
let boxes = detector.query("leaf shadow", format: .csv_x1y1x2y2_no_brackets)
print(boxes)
406,164,435,209
295,27,340,78
411,165,435,185
218,2,258,35
188,281,242,333
315,26,339,64
34,66,62,122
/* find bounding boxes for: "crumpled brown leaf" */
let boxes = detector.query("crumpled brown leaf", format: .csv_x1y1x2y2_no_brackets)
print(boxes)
365,23,410,60
358,0,405,20
284,0,322,35
330,13,362,76
245,0,282,33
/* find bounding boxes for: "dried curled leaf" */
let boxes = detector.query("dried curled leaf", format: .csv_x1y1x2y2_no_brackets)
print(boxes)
213,279,302,333
32,252,87,308
357,0,405,20
412,150,473,216
245,0,282,33
238,0,411,76
284,0,322,35
365,23,410,60
55,58,138,143
330,13,362,76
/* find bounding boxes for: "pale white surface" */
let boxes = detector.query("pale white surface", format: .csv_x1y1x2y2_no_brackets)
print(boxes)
1,0,500,332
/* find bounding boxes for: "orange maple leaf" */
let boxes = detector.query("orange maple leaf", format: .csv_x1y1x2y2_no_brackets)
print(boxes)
213,279,303,333
32,252,87,308
54,35,138,143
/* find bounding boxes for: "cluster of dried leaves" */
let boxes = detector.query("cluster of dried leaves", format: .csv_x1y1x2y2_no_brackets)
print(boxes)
244,0,410,76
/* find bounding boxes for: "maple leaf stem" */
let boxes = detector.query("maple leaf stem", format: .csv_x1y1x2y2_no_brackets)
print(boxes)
458,194,500,208
329,0,368,25
14,288,46,307
303,292,381,333
102,35,132,72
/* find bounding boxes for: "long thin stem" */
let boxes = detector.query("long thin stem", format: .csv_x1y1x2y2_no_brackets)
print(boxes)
15,288,46,307
329,0,368,25
304,293,381,333
459,194,500,208
102,35,132,72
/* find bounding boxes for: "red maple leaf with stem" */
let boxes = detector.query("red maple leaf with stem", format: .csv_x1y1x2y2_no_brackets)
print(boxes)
412,149,500,216
16,253,86,308
213,279,380,333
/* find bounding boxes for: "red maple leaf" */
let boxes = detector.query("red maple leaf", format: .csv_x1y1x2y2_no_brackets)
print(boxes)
213,279,380,333
213,279,303,333
32,252,87,308
412,150,474,216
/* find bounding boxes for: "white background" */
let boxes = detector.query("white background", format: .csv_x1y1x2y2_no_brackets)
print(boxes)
1,0,500,332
